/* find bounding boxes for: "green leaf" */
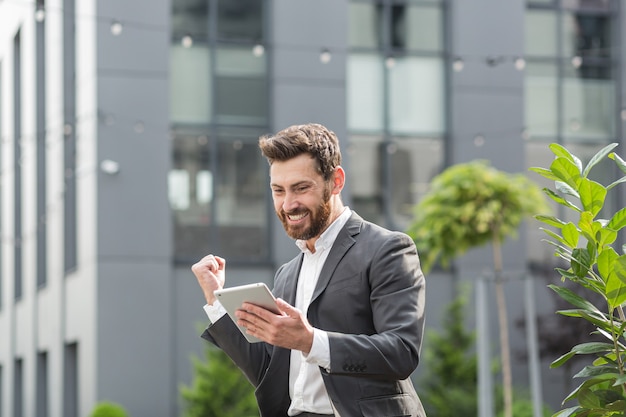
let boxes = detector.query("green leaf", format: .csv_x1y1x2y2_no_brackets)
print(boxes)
535,214,567,228
551,143,584,172
551,157,582,190
578,387,602,409
571,342,615,354
606,176,626,191
578,178,607,216
597,247,618,282
556,181,580,199
551,351,576,368
609,151,626,174
606,255,626,309
607,207,626,232
543,188,582,212
573,365,618,378
529,166,562,182
551,406,581,417
562,223,580,247
541,228,572,248
583,143,618,178
549,285,603,313
571,248,592,278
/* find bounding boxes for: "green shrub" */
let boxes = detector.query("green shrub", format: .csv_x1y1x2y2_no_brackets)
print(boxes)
180,345,259,417
89,401,129,417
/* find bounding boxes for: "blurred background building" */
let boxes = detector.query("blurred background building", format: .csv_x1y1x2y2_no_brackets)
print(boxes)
0,0,623,416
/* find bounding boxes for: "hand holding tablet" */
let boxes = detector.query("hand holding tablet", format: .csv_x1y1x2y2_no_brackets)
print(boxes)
214,283,280,343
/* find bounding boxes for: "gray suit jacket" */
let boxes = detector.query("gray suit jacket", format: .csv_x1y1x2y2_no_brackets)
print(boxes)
202,212,427,417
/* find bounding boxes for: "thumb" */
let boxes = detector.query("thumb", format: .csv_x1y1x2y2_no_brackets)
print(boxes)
276,298,301,318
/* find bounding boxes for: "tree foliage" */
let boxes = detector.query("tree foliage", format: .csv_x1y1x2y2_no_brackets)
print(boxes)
408,159,549,417
407,160,549,273
419,290,478,417
180,345,259,417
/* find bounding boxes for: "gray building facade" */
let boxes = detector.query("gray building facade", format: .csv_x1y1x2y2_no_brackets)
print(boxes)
0,0,624,416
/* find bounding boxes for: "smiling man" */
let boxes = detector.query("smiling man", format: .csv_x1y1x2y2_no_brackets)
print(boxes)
191,123,427,417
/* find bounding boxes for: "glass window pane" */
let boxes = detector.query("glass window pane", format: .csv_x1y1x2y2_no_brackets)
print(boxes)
389,138,443,230
217,0,264,41
348,135,385,225
170,44,211,124
389,56,445,135
347,53,384,132
562,13,611,59
525,10,558,57
525,62,558,139
562,65,615,141
349,2,381,49
172,0,208,39
216,133,268,260
170,131,212,259
215,47,268,125
561,0,612,11
403,5,442,51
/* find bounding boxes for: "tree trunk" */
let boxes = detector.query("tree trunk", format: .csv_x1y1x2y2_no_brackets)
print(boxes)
493,232,513,417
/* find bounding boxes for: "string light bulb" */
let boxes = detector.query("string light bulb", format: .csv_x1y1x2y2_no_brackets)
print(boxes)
181,35,193,48
320,49,332,64
452,57,464,72
110,20,123,36
571,56,583,68
35,7,46,22
252,44,265,57
514,57,526,71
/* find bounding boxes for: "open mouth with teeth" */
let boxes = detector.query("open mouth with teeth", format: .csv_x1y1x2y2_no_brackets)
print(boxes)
287,212,308,222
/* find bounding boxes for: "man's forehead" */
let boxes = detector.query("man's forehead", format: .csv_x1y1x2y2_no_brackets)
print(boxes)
269,158,323,186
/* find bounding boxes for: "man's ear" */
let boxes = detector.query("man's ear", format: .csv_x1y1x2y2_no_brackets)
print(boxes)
331,166,345,195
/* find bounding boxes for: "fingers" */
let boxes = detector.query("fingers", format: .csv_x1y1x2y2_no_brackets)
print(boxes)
275,298,300,318
192,254,225,275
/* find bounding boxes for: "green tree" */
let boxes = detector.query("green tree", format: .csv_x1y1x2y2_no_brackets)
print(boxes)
419,289,478,417
180,345,259,417
420,289,553,417
531,143,626,416
408,160,549,417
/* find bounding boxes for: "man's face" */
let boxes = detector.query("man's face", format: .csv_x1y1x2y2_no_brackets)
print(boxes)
270,154,332,241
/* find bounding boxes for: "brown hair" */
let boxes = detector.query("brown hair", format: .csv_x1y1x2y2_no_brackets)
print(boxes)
258,123,341,181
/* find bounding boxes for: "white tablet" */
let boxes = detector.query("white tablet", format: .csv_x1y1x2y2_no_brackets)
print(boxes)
214,282,280,343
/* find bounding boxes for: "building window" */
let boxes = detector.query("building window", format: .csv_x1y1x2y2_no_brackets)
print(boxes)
524,0,619,267
170,0,269,263
170,127,269,262
0,60,3,311
63,343,78,417
348,0,446,231
63,0,77,272
13,358,23,417
36,352,49,417
36,0,47,288
13,30,22,301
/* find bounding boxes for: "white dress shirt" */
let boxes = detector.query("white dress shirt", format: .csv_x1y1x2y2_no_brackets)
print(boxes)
203,207,352,416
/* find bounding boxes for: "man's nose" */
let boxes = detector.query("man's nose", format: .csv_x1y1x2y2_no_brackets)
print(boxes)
282,191,298,212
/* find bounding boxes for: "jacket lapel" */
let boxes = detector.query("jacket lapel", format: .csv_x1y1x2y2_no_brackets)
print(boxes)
277,254,303,306
310,213,362,304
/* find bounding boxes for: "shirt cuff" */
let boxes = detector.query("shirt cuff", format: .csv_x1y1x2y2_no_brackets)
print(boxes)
203,301,227,324
304,328,331,371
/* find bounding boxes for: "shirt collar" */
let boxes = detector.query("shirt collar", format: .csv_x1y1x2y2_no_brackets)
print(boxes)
295,207,352,254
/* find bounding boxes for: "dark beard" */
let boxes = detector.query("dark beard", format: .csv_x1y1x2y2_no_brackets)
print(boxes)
278,188,332,241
